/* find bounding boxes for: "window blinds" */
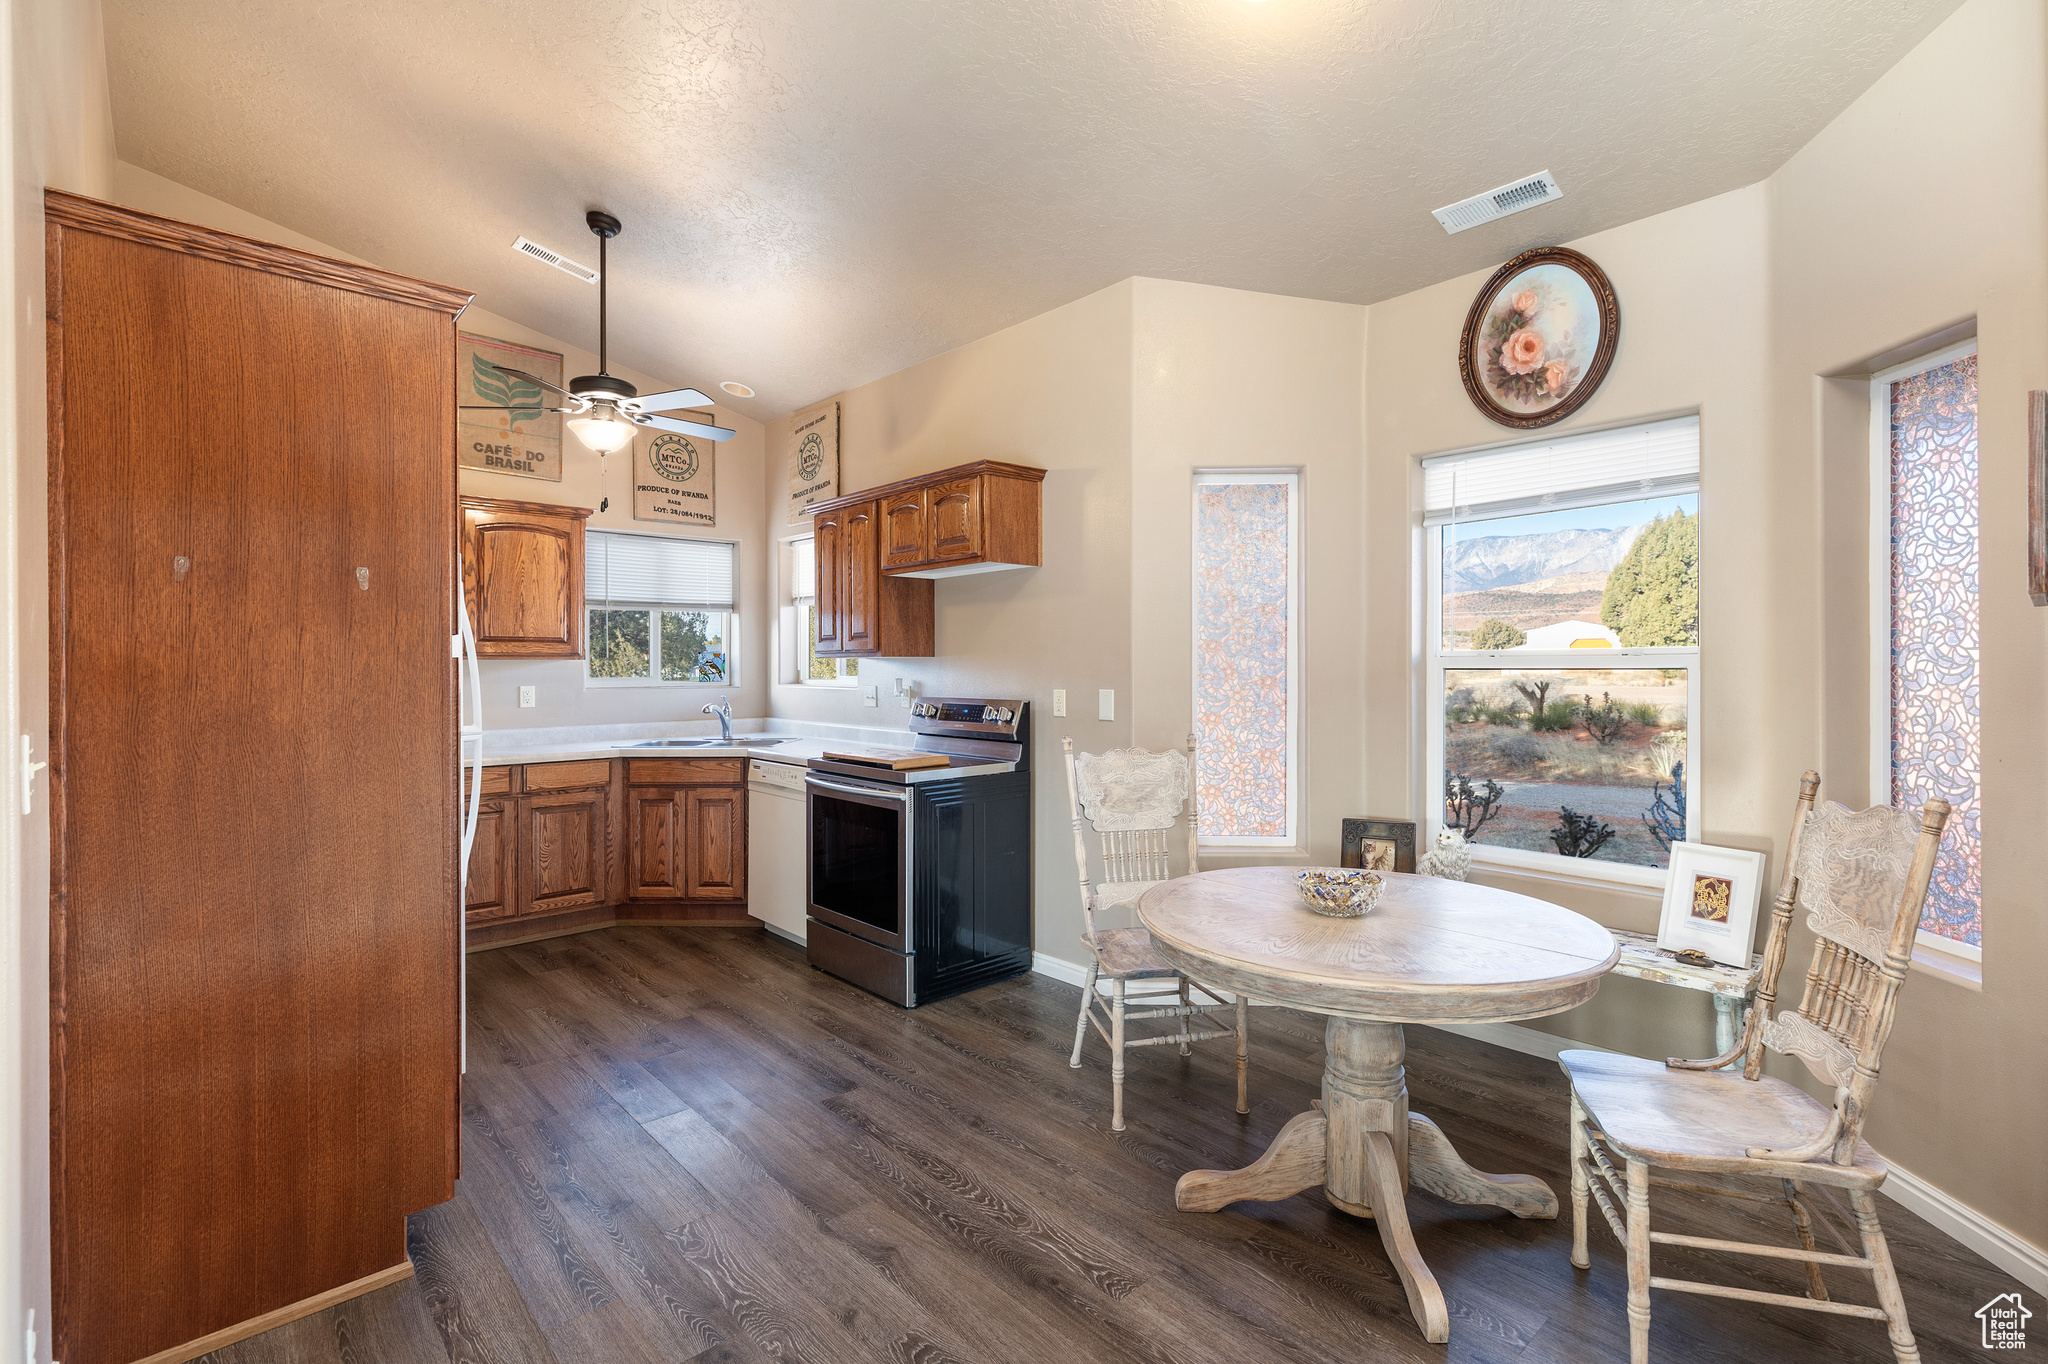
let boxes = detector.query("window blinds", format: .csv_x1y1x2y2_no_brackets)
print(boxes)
789,536,816,607
1421,415,1699,525
585,530,735,610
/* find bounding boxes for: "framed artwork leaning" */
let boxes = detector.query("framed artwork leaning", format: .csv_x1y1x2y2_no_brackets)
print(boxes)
1656,841,1767,968
1340,817,1417,875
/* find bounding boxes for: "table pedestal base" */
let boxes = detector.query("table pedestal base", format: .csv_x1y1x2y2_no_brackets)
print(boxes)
1173,1018,1558,1344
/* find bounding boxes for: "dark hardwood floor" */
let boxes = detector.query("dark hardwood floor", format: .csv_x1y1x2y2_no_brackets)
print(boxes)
203,927,2022,1363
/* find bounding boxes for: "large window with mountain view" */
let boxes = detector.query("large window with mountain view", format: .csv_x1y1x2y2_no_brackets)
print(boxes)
1423,417,1699,881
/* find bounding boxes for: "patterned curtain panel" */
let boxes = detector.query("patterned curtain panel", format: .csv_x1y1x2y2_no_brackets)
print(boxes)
1889,353,1980,948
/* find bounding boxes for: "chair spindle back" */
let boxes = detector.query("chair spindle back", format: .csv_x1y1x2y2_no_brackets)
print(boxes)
1739,770,1950,1164
1062,735,1199,945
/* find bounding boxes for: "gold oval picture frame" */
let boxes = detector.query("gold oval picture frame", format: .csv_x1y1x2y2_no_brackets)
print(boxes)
1458,245,1620,429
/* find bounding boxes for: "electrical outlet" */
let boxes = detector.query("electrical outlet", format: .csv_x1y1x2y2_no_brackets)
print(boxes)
1052,689,1067,717
1098,689,1115,721
518,685,536,709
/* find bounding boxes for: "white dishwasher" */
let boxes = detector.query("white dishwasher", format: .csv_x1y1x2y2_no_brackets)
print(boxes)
747,757,809,943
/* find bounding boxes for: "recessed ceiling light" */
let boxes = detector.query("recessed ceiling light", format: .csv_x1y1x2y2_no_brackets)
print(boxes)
719,381,755,398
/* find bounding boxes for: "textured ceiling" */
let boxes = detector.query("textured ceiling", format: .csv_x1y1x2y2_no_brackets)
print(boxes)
104,0,1960,420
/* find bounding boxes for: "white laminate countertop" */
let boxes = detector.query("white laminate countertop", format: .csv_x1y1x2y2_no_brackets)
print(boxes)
477,719,921,769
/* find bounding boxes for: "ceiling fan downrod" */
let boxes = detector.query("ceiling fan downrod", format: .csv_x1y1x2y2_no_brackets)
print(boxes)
587,209,621,378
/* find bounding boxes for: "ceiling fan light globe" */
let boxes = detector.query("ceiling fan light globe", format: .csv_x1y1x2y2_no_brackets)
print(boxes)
567,401,636,453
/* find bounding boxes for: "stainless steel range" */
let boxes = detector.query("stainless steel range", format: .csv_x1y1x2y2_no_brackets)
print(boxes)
804,698,1031,1007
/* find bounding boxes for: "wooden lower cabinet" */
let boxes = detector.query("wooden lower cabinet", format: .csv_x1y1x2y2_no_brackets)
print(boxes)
684,786,746,900
520,788,611,915
464,797,518,920
467,757,751,938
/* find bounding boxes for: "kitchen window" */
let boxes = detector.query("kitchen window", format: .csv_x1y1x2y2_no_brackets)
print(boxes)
789,535,857,685
1871,340,1980,973
1193,469,1301,848
1423,417,1700,886
586,529,736,686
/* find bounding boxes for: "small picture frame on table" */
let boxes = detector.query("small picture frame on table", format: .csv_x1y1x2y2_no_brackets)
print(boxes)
1657,841,1767,968
1341,818,1417,875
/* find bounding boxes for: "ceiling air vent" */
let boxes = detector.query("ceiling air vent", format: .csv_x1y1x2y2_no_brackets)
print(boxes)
511,236,600,283
1432,170,1563,235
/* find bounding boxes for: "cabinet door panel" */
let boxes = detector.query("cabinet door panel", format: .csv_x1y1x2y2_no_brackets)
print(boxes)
882,490,928,570
926,477,983,563
843,502,879,655
461,497,591,658
464,799,517,921
813,508,845,654
520,790,609,915
627,788,685,900
684,786,746,900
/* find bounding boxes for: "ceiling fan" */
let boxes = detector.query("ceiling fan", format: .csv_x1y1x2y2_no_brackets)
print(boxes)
462,209,735,454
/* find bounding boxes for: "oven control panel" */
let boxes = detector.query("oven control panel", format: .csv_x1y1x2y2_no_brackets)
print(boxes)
908,698,1025,733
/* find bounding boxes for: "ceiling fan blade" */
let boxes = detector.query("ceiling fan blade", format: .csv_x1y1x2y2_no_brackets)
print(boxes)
621,386,716,414
632,412,736,442
477,362,580,402
459,404,578,413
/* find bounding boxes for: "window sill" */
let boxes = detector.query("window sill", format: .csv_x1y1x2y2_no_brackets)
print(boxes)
1466,844,1668,894
584,678,732,689
1197,845,1311,864
1910,937,1982,991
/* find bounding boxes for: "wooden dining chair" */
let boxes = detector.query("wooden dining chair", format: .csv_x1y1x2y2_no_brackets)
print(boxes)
1062,736,1249,1132
1561,771,1950,1364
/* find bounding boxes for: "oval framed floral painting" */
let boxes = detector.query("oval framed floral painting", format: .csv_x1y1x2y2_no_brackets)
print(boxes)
1458,246,1619,428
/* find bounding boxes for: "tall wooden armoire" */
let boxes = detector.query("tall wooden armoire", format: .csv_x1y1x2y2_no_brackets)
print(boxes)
45,191,469,1364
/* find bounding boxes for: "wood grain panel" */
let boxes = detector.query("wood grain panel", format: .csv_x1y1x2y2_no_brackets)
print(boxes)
460,497,591,659
464,799,518,921
464,765,514,798
626,788,685,901
625,758,742,786
684,787,746,901
812,506,844,653
882,489,928,570
924,476,982,563
522,759,614,793
47,193,461,1364
520,790,610,917
842,501,878,653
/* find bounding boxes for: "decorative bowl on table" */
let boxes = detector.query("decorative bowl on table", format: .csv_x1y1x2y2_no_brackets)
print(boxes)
1296,868,1385,918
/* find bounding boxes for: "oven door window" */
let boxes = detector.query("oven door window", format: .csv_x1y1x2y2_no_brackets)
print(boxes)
810,792,904,937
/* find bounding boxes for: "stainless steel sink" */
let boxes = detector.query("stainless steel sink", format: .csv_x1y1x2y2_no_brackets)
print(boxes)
629,737,788,749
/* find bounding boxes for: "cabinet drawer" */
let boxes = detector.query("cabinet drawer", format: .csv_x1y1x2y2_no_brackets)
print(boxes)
627,757,745,786
464,765,515,798
524,759,615,792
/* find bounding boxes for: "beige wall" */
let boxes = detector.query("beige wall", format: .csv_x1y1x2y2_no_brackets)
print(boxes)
1771,0,2048,1249
763,281,1136,956
109,164,773,732
7,0,116,1353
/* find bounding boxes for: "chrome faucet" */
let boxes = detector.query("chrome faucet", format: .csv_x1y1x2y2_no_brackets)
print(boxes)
702,695,733,742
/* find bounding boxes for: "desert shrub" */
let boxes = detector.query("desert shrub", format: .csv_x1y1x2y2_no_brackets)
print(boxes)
1447,687,1476,711
1529,700,1578,733
1444,774,1505,837
1641,760,1687,852
1551,808,1618,858
1489,731,1541,766
1470,617,1526,650
1623,700,1664,727
1575,692,1631,747
1476,705,1521,726
1511,678,1555,714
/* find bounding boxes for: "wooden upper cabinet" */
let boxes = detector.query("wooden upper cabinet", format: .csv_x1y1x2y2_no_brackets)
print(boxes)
843,502,880,653
461,495,593,658
813,506,846,653
882,489,928,570
808,461,1043,582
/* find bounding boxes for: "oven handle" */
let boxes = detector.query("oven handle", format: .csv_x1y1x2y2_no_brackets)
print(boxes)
806,774,914,804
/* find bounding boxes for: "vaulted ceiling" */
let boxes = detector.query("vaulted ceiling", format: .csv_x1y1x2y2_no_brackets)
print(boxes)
104,0,1961,419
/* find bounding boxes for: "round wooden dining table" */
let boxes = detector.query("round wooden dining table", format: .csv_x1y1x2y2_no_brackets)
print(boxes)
1138,864,1619,1344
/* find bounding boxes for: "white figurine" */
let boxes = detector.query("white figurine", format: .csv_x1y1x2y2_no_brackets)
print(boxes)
1418,828,1471,881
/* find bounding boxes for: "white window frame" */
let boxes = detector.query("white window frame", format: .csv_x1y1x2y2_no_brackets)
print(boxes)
1421,422,1701,891
1869,337,1981,978
784,534,858,687
583,529,738,689
1192,468,1302,850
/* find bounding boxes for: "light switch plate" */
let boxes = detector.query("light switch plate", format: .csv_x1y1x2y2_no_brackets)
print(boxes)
1098,689,1115,721
518,685,536,708
1052,689,1067,717
863,684,879,707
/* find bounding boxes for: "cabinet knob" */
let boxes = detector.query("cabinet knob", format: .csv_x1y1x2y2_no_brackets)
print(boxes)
356,567,370,591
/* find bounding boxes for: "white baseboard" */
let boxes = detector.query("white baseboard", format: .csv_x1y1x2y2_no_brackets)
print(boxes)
1031,966,2048,1292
